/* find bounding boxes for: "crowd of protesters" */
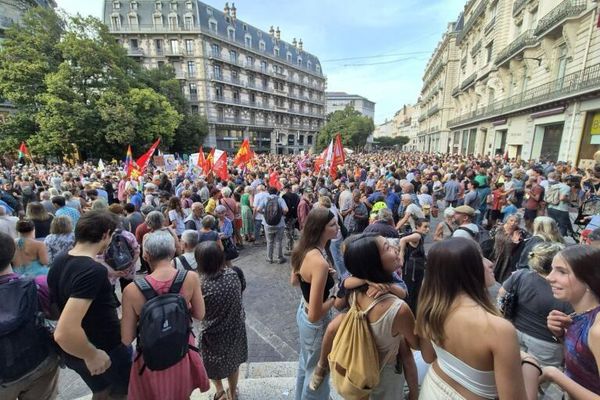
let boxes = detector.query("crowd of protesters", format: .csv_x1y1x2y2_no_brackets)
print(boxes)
0,149,599,400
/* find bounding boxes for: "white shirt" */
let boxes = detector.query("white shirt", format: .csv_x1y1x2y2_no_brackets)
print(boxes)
452,223,479,240
253,191,269,222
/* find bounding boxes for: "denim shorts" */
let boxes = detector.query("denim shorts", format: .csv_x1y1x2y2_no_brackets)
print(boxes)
64,344,132,395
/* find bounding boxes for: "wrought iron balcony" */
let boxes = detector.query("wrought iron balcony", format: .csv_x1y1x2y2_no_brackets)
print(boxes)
427,105,440,117
495,29,537,66
448,62,600,128
127,48,144,57
425,61,444,84
471,40,482,57
461,72,477,90
452,86,461,97
484,16,496,35
534,0,587,37
457,0,488,44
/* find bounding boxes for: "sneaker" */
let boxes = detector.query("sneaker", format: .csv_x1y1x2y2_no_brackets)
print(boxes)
277,257,287,264
266,258,274,264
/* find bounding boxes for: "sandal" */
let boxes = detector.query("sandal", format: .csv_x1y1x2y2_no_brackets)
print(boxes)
308,362,329,391
213,390,226,400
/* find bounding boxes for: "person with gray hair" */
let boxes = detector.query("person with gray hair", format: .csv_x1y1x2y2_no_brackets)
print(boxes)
143,211,181,255
0,205,19,238
363,207,400,238
40,191,55,214
174,230,200,271
434,207,456,241
120,230,207,398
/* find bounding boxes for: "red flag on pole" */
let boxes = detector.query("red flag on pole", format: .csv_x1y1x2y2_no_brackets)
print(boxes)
212,149,229,181
197,147,207,172
269,169,282,190
134,138,161,176
330,133,345,178
233,138,254,167
314,139,332,173
18,142,30,159
204,148,215,175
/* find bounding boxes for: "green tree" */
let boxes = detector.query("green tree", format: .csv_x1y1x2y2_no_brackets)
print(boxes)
317,105,374,150
374,135,410,148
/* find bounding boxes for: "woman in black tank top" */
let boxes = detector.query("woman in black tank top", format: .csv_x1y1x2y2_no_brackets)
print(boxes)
290,208,340,400
399,218,430,314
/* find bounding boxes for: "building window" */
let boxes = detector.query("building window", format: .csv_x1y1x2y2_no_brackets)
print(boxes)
191,105,199,114
259,40,265,51
168,15,177,29
128,15,138,28
486,41,493,64
297,57,302,66
111,15,121,29
209,18,217,32
184,16,193,30
189,82,197,96
155,1,162,10
213,64,222,79
307,135,313,145
211,43,219,57
244,34,252,47
233,90,240,101
227,27,235,40
170,39,178,53
153,14,162,27
187,61,196,76
155,39,163,54
262,77,268,88
287,52,292,62
250,92,256,103
248,74,255,86
130,1,138,10
113,1,120,9
170,1,177,11
206,7,212,16
215,85,223,97
557,44,567,82
185,39,193,54
185,0,193,10
130,38,139,49
230,50,237,63
274,47,280,57
261,60,268,73
316,65,321,73
231,69,239,81
246,55,254,67
307,61,312,70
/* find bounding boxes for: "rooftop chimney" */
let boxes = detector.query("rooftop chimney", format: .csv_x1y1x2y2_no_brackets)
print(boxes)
269,25,275,36
224,2,230,16
230,3,236,20
292,38,297,47
298,39,303,51
275,26,281,40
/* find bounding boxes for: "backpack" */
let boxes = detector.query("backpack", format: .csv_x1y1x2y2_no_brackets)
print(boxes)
328,292,389,400
264,196,283,226
545,183,561,206
0,277,50,384
134,269,196,373
457,225,494,259
105,229,134,271
176,255,194,271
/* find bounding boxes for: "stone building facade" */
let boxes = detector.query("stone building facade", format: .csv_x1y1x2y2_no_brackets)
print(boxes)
104,1,326,154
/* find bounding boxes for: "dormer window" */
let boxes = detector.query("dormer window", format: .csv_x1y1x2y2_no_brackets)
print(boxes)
206,7,213,16
297,57,302,66
274,47,280,57
155,1,162,10
130,1,138,10
259,40,265,51
111,14,121,29
184,15,193,30
185,0,193,10
244,34,252,47
209,18,217,32
170,1,177,11
316,65,321,73
286,52,292,62
307,61,312,70
227,27,235,40
113,1,120,9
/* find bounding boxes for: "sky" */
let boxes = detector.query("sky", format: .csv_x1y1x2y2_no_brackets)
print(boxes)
54,0,466,125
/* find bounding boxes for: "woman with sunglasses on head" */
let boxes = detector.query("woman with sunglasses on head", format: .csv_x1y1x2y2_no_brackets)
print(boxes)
542,245,600,398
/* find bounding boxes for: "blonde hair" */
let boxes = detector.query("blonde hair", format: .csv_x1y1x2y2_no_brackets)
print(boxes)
528,242,564,275
532,216,565,243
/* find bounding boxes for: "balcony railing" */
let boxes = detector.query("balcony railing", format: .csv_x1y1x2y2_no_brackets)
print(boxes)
471,40,482,57
164,48,183,57
427,105,440,117
127,48,144,56
457,0,488,44
534,0,587,37
484,15,496,35
461,72,477,90
512,0,528,16
424,61,444,85
452,86,461,97
448,63,600,128
495,29,537,66
210,95,324,119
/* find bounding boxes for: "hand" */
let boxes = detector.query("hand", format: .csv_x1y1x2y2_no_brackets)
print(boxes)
113,270,129,278
328,267,337,278
547,310,572,339
539,366,559,384
84,349,111,376
367,283,391,298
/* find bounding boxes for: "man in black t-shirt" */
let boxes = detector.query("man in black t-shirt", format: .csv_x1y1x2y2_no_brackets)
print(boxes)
48,211,131,399
281,183,300,255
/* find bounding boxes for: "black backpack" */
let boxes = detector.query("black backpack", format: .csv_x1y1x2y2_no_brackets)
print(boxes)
134,269,196,373
105,229,134,271
457,225,494,259
0,277,50,384
264,196,283,226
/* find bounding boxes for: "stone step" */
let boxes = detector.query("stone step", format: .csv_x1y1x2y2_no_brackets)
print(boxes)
71,361,344,400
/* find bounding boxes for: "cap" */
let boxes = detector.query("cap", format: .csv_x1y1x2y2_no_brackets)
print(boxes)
453,205,475,216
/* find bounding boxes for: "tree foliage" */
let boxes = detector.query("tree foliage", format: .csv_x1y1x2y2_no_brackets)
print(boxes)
316,105,374,150
374,135,410,148
0,8,196,159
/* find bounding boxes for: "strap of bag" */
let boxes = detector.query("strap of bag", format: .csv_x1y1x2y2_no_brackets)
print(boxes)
134,277,158,301
221,198,235,214
352,291,396,316
177,255,193,271
169,269,188,294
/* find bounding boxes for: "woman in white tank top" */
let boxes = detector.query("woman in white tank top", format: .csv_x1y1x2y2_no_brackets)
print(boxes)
415,237,534,400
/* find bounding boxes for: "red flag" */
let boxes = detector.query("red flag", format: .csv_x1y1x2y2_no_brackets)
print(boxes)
197,147,207,171
314,140,332,173
212,150,229,180
134,138,161,176
233,138,254,167
269,170,282,190
18,142,30,159
329,133,345,178
204,148,215,174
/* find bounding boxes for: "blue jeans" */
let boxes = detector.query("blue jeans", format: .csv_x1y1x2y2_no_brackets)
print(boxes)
295,302,331,400
330,238,347,276
254,218,263,241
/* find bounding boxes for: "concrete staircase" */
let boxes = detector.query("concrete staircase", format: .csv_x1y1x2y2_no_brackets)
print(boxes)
73,361,343,400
